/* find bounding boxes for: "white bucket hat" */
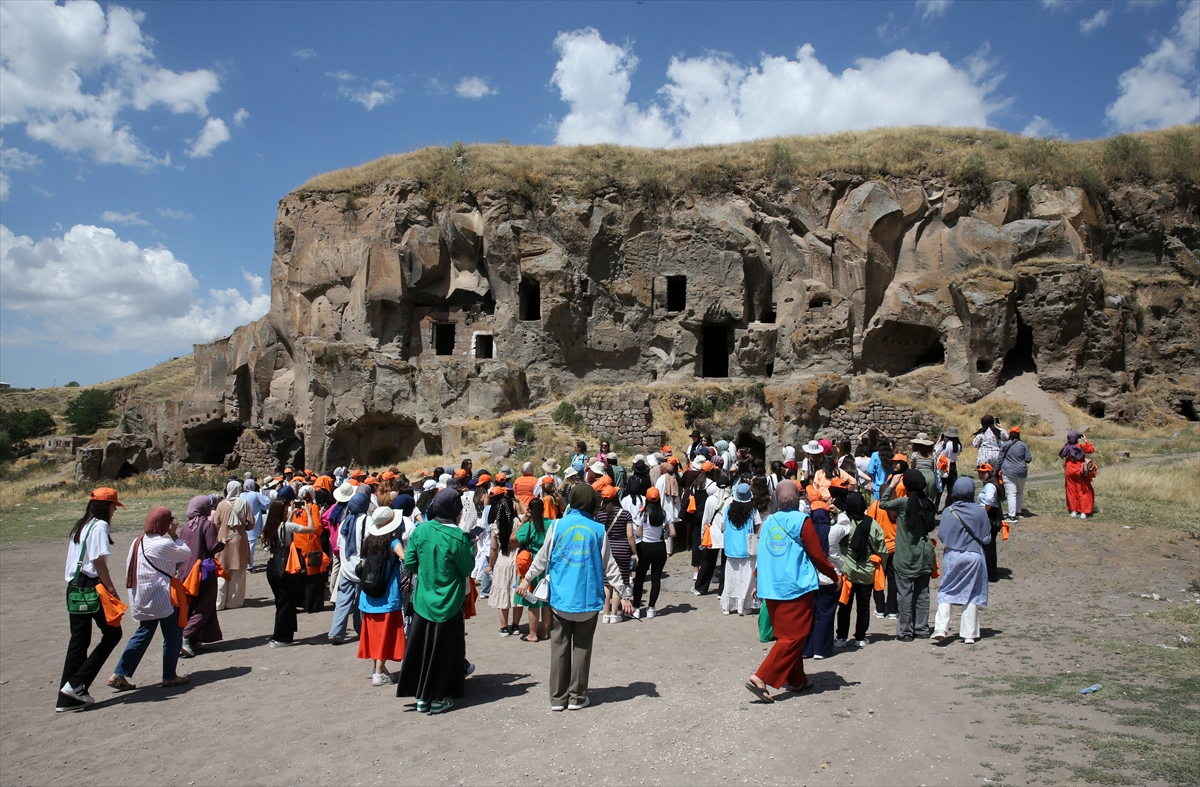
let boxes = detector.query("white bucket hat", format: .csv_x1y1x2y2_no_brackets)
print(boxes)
589,461,607,475
366,506,400,537
802,440,823,455
333,481,356,503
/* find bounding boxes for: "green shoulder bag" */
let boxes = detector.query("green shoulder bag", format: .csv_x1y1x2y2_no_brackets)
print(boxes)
67,520,102,615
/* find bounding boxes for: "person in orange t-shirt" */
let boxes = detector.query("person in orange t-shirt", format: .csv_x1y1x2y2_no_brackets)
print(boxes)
512,462,539,507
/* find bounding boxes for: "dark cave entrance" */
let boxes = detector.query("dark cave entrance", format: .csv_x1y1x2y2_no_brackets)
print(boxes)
116,461,141,479
700,324,730,378
1179,400,1199,422
433,322,456,356
735,432,766,465
862,322,945,376
666,276,687,312
1000,315,1037,384
234,365,253,424
184,424,242,464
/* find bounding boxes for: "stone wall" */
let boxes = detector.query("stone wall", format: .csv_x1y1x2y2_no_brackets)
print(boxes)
824,400,944,448
575,392,665,455
224,429,278,474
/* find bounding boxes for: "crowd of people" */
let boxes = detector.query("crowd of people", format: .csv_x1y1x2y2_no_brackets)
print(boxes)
56,419,1095,712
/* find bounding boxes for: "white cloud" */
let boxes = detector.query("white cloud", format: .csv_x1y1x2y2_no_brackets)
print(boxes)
0,139,41,200
293,48,317,59
100,210,148,225
0,223,269,352
916,0,953,19
1080,8,1111,33
1106,0,1200,131
455,76,496,99
337,80,396,110
1040,0,1069,8
232,108,249,127
551,28,1001,147
187,117,230,158
327,70,357,82
0,1,221,167
156,207,193,220
1022,115,1070,138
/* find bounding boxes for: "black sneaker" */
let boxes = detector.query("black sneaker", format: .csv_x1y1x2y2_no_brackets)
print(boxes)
899,635,914,642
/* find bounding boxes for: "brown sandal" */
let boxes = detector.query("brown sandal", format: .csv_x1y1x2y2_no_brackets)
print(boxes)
161,675,190,688
108,675,137,691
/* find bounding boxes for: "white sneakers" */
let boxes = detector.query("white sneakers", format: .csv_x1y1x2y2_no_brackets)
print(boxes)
371,671,397,687
1070,511,1078,517
58,682,94,708
855,639,869,647
645,607,656,618
1079,513,1088,520
567,696,591,710
603,614,623,623
833,638,848,648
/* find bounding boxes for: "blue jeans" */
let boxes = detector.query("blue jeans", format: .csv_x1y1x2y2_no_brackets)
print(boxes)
801,584,840,658
327,575,361,640
114,615,182,681
479,571,493,596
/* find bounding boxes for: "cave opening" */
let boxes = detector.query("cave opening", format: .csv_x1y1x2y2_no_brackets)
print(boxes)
735,432,766,465
184,424,242,465
700,324,730,378
433,322,456,356
1000,315,1037,384
760,303,777,324
520,277,541,321
116,461,141,479
1089,402,1106,419
327,416,441,468
474,333,494,359
1179,399,1199,422
666,276,687,312
862,322,945,375
234,365,253,424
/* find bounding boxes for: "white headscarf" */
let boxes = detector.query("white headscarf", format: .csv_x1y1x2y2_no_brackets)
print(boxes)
225,480,243,500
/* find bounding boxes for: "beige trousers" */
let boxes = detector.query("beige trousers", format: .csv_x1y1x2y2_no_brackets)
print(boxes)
216,568,247,610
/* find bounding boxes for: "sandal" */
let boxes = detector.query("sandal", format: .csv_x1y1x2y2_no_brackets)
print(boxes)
520,635,540,643
161,675,190,688
107,675,137,691
744,682,774,703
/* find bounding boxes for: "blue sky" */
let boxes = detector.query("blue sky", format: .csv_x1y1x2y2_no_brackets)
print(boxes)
1,0,1197,388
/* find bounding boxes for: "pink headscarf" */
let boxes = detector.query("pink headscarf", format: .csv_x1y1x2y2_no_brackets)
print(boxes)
144,506,173,536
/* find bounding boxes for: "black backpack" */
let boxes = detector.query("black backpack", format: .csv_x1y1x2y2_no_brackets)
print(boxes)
357,551,391,597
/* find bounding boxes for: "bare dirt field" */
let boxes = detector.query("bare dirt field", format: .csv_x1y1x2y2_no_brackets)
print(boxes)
1,499,1197,787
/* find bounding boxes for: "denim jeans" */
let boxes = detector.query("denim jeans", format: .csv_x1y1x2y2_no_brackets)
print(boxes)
114,614,182,681
327,574,361,640
479,570,493,596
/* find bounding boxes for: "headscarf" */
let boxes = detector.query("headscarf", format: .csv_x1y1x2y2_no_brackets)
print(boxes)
186,495,213,528
392,493,416,517
243,478,258,492
427,488,464,524
144,506,173,536
230,497,253,527
947,476,977,505
568,482,599,515
775,479,800,511
782,445,796,463
298,484,317,501
1059,429,1085,462
902,469,933,527
841,491,871,561
346,489,371,517
225,480,243,500
939,477,991,553
313,475,335,494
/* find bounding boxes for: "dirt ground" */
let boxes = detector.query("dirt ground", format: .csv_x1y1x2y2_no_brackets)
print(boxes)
1,508,1197,787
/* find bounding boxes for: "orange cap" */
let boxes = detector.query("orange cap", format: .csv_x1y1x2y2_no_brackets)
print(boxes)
380,470,397,481
701,462,714,472
364,476,378,485
89,487,125,507
350,469,366,480
494,472,508,483
891,453,908,463
600,484,620,500
645,487,661,501
662,445,672,453
830,476,849,488
539,475,555,487
476,473,492,484
976,462,993,473
1009,426,1021,434
349,479,361,486
668,456,680,465
591,476,613,492
313,476,334,493
454,469,469,479
489,485,509,498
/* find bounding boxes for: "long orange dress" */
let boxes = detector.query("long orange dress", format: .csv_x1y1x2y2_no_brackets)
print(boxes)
1063,441,1095,515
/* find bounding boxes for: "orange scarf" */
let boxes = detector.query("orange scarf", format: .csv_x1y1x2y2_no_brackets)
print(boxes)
97,585,127,627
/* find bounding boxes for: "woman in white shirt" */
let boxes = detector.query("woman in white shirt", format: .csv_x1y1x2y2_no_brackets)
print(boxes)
108,507,192,690
57,488,125,712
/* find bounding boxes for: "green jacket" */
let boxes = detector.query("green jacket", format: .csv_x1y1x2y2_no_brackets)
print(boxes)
404,520,474,623
840,518,887,586
880,483,937,578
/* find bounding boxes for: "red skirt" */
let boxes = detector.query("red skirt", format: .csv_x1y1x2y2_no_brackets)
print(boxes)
1064,461,1095,515
357,611,406,661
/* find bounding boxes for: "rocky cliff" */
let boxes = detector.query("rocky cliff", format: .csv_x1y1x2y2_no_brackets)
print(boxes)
125,128,1200,473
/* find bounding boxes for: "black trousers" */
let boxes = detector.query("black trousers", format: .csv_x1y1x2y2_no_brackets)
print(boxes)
873,552,898,615
267,568,301,642
937,462,958,510
984,520,1002,582
837,583,874,641
303,571,326,613
57,576,122,706
633,541,667,608
694,548,724,594
689,522,704,568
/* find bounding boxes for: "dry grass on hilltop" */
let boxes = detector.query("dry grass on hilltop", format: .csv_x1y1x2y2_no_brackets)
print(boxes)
297,124,1200,203
0,355,195,420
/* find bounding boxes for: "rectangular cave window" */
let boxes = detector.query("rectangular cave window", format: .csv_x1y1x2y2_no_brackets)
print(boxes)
433,322,455,356
579,277,589,295
666,276,687,312
760,303,777,324
701,324,729,378
520,277,541,321
474,333,494,359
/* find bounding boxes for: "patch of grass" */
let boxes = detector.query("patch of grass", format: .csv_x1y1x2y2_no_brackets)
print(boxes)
1150,604,1200,632
512,420,536,444
551,401,583,430
1090,457,1200,530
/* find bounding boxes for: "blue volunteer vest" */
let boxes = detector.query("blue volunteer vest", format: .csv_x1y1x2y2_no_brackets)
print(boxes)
755,509,819,601
548,510,606,614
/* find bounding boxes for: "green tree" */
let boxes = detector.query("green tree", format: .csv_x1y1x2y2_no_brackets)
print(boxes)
64,389,116,435
20,409,56,438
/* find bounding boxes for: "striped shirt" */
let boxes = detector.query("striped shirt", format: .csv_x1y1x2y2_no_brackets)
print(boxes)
126,535,191,621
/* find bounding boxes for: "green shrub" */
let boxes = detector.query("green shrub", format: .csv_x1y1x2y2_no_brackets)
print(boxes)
65,381,80,387
1103,134,1152,182
64,389,116,435
512,420,536,443
714,390,735,411
552,401,583,430
690,393,715,420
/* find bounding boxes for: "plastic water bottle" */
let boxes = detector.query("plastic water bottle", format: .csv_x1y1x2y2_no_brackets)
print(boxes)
1081,684,1102,695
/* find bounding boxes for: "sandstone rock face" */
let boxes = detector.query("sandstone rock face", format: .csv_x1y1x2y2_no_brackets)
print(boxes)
157,175,1198,471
